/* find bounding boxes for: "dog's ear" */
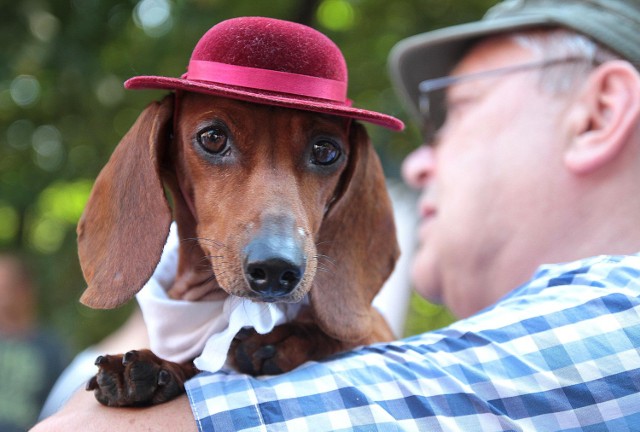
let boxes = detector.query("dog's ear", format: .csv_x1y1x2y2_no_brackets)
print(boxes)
77,96,174,309
311,122,399,342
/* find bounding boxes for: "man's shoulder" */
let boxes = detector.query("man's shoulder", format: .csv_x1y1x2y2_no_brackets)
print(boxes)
432,254,640,349
533,253,640,285
501,253,640,305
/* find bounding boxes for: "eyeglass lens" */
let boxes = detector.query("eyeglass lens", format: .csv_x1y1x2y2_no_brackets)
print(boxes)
419,88,446,144
418,57,596,145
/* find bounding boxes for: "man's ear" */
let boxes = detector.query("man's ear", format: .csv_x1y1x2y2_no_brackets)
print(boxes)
564,60,640,174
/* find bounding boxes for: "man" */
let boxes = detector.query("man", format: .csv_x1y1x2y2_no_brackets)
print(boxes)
34,0,640,430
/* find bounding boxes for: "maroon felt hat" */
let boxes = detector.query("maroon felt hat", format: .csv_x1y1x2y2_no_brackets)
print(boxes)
125,17,404,131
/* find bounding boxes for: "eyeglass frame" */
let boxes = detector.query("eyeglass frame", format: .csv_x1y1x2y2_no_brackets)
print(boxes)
417,56,598,144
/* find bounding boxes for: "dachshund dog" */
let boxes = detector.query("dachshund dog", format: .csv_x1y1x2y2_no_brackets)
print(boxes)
78,91,400,407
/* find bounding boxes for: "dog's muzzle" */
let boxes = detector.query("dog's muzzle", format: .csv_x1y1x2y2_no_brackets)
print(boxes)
242,217,306,302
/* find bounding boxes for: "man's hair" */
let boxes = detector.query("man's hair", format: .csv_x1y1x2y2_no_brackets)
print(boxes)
509,28,622,93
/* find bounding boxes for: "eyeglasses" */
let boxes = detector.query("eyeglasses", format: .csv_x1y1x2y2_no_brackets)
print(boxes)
418,57,596,144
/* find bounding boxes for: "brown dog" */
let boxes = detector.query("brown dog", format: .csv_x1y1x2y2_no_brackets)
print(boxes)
76,16,403,407
78,91,399,406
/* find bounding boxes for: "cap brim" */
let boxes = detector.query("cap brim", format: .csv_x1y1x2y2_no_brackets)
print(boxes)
125,76,404,131
388,15,556,124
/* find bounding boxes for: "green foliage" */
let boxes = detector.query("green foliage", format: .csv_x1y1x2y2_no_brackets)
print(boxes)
1,0,495,352
404,292,456,337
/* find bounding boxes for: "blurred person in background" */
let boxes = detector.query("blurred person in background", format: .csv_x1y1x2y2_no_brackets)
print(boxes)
0,253,68,432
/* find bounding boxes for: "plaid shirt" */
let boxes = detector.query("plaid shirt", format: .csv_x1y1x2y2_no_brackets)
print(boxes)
186,254,640,431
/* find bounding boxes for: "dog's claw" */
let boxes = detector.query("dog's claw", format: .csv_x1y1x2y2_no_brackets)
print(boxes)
158,369,170,386
255,345,276,360
262,359,283,375
123,350,138,365
86,375,98,391
234,344,255,374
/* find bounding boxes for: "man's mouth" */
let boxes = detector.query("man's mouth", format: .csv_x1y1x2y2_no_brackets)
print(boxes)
417,203,437,238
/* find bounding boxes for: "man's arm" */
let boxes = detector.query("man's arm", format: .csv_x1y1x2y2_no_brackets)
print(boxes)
32,389,196,431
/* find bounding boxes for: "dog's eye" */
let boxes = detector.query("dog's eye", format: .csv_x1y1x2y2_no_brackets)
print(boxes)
197,127,229,155
311,140,341,165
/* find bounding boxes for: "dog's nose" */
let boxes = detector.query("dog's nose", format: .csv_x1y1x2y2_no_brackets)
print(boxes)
243,235,305,300
245,257,303,298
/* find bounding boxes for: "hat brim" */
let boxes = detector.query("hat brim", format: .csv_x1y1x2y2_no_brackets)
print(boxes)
388,15,559,125
125,76,404,131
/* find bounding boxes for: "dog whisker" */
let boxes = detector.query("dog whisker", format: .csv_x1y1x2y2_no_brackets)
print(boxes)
203,255,224,260
209,263,232,275
180,237,209,252
315,254,337,270
180,237,200,244
201,273,220,287
195,265,216,274
185,237,227,248
315,240,333,248
315,265,333,275
183,273,219,293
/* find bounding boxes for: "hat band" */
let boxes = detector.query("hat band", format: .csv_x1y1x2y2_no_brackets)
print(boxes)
187,60,347,103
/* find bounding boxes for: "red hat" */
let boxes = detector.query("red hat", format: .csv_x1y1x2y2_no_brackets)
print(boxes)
125,17,404,131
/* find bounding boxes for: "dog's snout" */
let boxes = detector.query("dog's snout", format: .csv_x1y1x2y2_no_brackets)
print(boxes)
243,233,306,300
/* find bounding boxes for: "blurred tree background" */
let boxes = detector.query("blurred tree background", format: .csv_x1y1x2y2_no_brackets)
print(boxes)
1,0,495,354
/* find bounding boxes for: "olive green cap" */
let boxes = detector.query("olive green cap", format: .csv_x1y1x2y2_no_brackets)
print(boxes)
389,0,640,123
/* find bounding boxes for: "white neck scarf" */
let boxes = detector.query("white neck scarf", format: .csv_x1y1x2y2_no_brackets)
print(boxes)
135,224,304,372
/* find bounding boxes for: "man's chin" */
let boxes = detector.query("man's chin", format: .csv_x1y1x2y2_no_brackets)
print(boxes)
410,255,442,305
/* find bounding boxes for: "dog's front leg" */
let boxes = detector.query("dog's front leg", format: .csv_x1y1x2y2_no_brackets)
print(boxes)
86,349,198,407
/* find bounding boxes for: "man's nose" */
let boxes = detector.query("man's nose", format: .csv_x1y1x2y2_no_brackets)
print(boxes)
401,145,435,189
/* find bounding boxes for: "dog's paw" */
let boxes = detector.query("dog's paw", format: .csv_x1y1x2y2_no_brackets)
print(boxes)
232,324,342,375
86,349,194,407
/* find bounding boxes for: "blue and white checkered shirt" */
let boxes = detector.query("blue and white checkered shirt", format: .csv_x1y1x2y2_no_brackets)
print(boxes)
185,254,640,431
